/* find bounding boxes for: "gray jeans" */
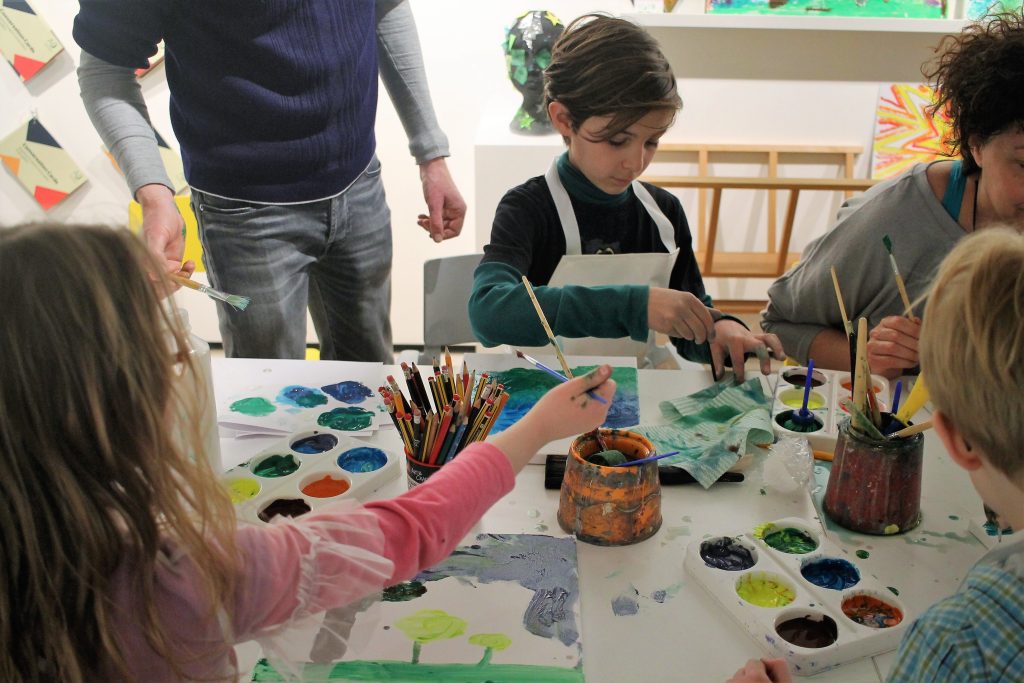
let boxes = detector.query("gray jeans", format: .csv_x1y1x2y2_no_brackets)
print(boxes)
192,155,392,362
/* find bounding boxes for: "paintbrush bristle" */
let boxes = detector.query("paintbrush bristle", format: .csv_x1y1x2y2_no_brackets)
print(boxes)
882,234,893,254
225,294,251,311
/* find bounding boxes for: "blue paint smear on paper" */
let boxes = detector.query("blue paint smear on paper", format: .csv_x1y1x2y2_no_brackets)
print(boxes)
277,385,328,408
487,366,639,435
414,534,580,647
321,380,373,404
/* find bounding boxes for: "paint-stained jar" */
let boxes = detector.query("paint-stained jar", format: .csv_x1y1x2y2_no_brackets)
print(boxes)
823,417,923,535
558,429,662,546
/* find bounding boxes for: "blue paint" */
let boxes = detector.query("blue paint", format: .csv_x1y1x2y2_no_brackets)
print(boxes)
337,447,388,473
277,385,328,408
291,433,338,454
800,557,861,590
611,587,640,616
321,380,373,404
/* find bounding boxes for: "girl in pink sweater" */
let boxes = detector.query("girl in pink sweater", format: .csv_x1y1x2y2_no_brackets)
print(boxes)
0,223,615,683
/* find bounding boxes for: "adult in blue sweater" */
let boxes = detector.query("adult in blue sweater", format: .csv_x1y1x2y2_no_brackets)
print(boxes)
74,0,465,362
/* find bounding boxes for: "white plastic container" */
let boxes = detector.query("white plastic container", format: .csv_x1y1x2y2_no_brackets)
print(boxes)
176,308,223,473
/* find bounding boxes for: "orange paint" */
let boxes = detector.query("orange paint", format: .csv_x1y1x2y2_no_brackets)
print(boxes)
302,475,350,498
841,380,882,394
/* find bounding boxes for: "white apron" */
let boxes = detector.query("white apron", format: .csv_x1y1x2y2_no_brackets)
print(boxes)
516,159,681,367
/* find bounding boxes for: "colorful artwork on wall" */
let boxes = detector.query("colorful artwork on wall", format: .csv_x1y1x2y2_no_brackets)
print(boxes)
0,117,86,210
871,83,954,180
253,534,584,682
965,0,1023,20
705,0,945,18
0,0,63,82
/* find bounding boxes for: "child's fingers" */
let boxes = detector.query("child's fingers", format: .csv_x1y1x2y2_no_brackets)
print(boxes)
710,340,726,381
727,337,747,382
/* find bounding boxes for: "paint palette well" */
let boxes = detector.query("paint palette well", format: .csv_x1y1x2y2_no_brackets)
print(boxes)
221,429,400,525
770,367,890,453
684,517,909,676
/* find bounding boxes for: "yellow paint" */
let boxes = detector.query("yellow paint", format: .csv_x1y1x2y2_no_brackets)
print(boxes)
226,477,260,504
779,389,826,410
736,573,796,607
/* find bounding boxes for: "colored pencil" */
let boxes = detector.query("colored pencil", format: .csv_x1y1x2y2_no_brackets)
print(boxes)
520,274,573,378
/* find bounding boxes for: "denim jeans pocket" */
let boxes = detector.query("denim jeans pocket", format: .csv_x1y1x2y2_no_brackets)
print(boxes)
195,192,265,217
363,155,383,179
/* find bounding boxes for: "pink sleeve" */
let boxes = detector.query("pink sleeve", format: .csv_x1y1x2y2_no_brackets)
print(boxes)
230,442,515,639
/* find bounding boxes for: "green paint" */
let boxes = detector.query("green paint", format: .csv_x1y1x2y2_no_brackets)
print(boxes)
317,406,373,431
252,658,584,682
760,527,818,554
887,586,900,596
383,581,427,602
230,396,276,416
759,488,766,496
252,454,299,478
948,514,960,520
395,610,467,664
856,549,870,559
736,574,796,607
469,633,512,666
585,449,628,466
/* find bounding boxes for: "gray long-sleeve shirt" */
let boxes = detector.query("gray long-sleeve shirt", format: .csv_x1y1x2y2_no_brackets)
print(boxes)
761,162,965,363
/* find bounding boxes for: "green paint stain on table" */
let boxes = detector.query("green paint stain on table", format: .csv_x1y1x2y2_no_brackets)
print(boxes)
856,549,870,559
317,406,374,431
252,659,584,682
230,396,275,416
887,586,900,596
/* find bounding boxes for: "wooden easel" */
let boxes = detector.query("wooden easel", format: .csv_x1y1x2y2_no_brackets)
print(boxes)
642,144,878,280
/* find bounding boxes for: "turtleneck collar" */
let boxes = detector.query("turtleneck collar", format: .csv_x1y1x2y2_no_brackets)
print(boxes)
556,152,632,207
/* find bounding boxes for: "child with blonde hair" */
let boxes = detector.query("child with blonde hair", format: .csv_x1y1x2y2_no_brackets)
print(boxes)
0,222,615,682
729,227,1024,682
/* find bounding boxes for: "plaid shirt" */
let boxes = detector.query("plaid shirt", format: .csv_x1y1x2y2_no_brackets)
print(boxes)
888,539,1024,682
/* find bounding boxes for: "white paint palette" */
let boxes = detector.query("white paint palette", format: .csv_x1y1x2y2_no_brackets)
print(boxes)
770,367,890,453
221,428,400,525
684,517,909,677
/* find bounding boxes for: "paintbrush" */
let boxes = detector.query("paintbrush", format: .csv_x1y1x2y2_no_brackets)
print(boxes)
839,397,886,441
520,275,573,378
888,419,933,439
895,374,930,424
882,235,914,318
853,318,870,422
514,350,608,405
609,450,681,467
830,265,858,372
171,274,250,311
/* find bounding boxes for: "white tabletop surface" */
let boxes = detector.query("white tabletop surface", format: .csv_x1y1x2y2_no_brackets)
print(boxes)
215,359,987,683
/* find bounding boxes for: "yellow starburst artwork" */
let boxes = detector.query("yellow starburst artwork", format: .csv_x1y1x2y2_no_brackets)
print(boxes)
872,84,955,180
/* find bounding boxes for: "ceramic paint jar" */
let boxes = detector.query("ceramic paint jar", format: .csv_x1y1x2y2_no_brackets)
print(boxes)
558,429,662,546
823,417,923,535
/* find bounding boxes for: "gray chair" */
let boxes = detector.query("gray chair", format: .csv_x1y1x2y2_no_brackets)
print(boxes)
400,253,483,366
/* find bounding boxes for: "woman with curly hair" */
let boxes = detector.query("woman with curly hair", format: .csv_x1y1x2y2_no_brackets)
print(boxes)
761,12,1024,378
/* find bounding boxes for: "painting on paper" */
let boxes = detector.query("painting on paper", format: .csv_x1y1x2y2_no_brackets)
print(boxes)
252,534,584,682
965,0,1023,20
463,352,639,434
213,358,386,436
706,0,945,18
871,84,954,180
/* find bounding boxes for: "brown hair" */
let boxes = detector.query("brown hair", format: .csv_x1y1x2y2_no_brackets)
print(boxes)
924,12,1024,175
543,14,681,140
920,227,1024,481
0,223,239,681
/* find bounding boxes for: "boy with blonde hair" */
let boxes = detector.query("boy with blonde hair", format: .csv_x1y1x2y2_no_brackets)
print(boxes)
729,227,1024,682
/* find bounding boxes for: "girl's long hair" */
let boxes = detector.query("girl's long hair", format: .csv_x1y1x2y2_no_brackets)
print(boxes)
0,223,239,682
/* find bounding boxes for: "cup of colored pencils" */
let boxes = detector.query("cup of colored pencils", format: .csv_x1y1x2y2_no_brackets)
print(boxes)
378,351,509,488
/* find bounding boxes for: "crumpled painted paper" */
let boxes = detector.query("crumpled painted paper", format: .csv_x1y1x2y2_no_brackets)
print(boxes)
634,378,773,488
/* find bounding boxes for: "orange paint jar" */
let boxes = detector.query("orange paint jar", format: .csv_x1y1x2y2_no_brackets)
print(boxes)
557,429,662,546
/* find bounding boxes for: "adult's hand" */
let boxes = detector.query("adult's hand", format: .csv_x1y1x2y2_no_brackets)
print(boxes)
416,157,466,242
867,315,921,379
726,658,793,683
137,183,194,279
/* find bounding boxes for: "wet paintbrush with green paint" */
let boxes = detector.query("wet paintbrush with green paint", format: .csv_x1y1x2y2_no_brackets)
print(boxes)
171,274,251,311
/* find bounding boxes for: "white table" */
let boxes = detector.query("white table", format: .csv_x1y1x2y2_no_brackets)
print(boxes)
215,360,987,682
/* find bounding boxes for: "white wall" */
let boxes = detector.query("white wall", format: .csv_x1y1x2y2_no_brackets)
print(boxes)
0,1,955,344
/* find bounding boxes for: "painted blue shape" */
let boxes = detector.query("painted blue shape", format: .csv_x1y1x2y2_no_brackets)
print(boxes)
276,385,328,408
321,380,373,404
337,447,388,473
291,433,338,454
